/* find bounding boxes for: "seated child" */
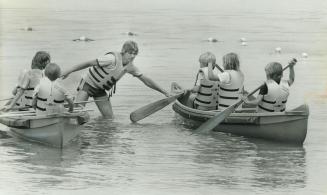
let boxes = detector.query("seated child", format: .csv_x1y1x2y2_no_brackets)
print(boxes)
192,52,220,111
208,52,244,110
2,51,50,111
243,59,296,112
32,63,74,115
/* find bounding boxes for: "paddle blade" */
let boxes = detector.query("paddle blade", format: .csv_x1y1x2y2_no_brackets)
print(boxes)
195,101,243,134
130,92,184,123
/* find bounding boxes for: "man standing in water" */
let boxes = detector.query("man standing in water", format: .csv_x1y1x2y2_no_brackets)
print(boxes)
61,40,170,118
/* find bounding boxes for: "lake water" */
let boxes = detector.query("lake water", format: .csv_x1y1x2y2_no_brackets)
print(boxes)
0,0,327,194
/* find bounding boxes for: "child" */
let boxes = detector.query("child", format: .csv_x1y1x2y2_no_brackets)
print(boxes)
208,52,244,110
61,40,169,118
192,52,220,110
32,63,74,115
2,51,50,111
243,59,296,112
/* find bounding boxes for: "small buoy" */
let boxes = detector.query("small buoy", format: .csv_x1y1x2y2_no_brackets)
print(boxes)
79,36,86,41
127,31,137,36
207,37,218,42
302,52,308,58
275,47,282,53
240,37,247,42
241,42,248,46
73,36,94,42
24,27,33,31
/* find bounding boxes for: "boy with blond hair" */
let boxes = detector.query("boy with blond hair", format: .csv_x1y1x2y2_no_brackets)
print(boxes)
244,59,296,112
32,63,74,115
192,52,220,110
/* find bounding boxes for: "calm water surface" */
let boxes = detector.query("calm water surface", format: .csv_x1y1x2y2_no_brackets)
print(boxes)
0,1,327,194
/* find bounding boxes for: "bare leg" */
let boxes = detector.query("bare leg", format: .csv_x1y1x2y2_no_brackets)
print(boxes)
75,90,89,107
94,95,113,118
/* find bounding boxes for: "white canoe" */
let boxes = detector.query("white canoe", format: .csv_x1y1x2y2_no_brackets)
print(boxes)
0,111,90,148
172,94,309,145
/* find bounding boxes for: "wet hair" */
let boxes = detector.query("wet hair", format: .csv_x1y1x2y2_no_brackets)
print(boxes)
121,40,139,55
44,63,61,81
223,53,240,70
31,51,51,70
265,62,283,79
199,52,216,67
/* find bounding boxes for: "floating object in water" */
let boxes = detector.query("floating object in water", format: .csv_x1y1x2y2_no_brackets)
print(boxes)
72,36,94,42
275,47,282,53
207,37,218,42
301,52,308,58
126,31,137,36
22,27,33,31
241,42,248,46
240,37,247,42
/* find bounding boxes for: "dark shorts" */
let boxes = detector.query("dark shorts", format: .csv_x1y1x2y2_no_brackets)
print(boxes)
77,79,107,98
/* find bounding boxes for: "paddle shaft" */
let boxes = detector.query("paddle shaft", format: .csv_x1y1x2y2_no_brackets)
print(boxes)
74,99,109,104
0,98,13,102
214,64,224,72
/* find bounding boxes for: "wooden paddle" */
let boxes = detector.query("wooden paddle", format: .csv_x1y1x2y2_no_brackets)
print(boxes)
73,98,109,104
129,64,223,123
195,58,297,134
130,91,184,123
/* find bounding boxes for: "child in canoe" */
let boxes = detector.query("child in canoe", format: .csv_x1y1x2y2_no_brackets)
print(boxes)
32,63,74,115
191,52,221,110
243,59,296,112
207,52,245,110
2,51,50,111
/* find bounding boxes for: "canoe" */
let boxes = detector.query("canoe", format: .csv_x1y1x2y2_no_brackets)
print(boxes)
172,93,309,145
0,111,90,148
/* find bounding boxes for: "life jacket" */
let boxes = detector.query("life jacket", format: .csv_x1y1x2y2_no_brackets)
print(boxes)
218,70,244,109
258,79,289,112
193,67,219,110
36,78,66,115
84,52,125,96
16,69,43,108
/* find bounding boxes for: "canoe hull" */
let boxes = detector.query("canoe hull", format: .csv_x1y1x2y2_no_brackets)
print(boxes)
173,96,309,145
0,112,89,148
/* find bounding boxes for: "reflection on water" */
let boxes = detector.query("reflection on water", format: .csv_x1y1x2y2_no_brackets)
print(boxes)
0,116,308,194
250,140,306,190
190,131,306,192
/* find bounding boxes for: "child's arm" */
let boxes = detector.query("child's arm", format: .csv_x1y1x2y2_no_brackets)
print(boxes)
61,60,98,79
58,84,74,112
243,84,267,106
31,84,40,110
2,72,30,111
65,97,74,112
288,62,295,86
2,88,25,111
191,85,200,93
208,62,220,81
31,93,37,110
243,94,263,106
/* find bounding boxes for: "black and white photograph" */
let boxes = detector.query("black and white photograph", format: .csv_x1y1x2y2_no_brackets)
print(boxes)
0,0,326,194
